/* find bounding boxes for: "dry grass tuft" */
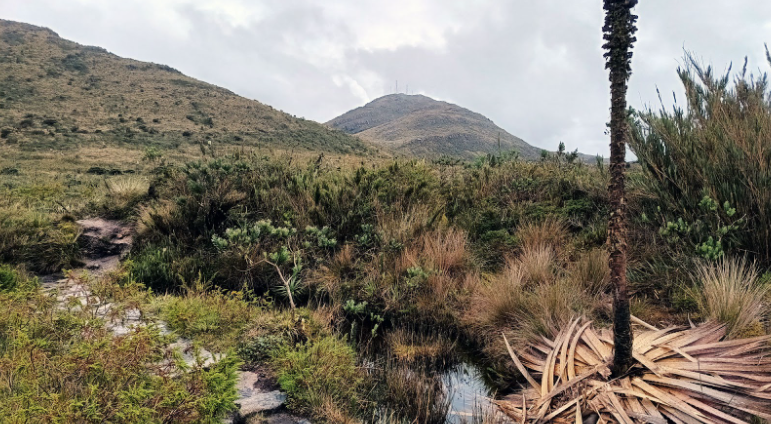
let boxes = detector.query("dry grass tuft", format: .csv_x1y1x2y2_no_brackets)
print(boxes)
517,218,569,259
689,256,769,339
420,228,469,276
466,262,600,346
517,246,556,286
137,200,177,236
569,249,610,295
105,176,149,200
385,328,456,363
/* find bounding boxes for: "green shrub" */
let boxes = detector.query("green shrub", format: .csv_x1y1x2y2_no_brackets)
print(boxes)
630,52,771,264
0,263,21,292
157,285,257,351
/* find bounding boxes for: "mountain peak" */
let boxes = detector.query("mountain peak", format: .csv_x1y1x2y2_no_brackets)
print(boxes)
327,94,540,160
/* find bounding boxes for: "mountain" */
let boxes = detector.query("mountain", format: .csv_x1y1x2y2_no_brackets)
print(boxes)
327,94,541,160
0,19,369,155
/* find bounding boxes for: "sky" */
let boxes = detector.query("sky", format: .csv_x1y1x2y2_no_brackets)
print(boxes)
2,0,770,156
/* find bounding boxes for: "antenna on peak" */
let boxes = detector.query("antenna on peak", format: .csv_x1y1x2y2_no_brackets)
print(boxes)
395,80,398,94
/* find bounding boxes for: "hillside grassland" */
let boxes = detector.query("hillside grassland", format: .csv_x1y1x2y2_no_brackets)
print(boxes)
0,19,371,156
2,20,771,424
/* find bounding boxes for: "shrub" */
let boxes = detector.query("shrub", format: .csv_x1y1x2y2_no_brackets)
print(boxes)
688,256,769,338
0,263,22,292
630,52,771,264
156,283,257,351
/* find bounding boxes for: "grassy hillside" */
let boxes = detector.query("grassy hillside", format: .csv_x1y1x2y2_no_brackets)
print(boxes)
0,19,369,155
327,93,542,160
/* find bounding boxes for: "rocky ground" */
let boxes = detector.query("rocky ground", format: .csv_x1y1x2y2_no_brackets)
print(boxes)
41,218,310,424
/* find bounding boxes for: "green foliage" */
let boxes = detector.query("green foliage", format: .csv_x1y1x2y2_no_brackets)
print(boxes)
657,195,743,260
157,285,257,351
270,335,364,419
305,225,337,249
128,246,182,292
0,278,239,423
0,263,25,292
630,52,771,264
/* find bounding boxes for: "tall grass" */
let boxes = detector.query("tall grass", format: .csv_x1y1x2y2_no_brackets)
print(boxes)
689,256,769,338
517,218,569,259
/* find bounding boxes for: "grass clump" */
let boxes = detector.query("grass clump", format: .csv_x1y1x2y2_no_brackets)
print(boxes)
688,256,769,338
374,361,451,424
270,335,364,422
385,328,456,364
569,248,611,295
101,176,149,218
155,283,259,352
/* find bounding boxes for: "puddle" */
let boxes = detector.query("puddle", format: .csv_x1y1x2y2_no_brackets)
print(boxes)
443,360,495,423
362,334,508,424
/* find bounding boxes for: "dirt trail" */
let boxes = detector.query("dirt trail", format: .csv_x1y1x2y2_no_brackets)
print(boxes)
77,217,133,275
40,218,308,424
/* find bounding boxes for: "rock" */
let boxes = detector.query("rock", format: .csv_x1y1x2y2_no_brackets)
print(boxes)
236,371,261,397
169,339,218,368
225,371,294,423
238,390,286,416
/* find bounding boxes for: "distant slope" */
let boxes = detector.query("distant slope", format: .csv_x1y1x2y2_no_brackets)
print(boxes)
0,19,369,154
327,94,541,160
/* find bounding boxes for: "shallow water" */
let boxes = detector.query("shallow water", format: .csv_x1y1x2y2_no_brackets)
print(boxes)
442,360,496,423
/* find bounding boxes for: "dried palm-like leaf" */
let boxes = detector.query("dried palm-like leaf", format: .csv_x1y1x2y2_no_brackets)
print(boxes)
497,316,771,423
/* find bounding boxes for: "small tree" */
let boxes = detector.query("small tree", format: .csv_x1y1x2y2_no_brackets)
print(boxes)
602,0,638,376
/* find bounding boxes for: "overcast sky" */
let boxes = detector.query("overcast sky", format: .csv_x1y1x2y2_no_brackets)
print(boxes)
2,1,770,156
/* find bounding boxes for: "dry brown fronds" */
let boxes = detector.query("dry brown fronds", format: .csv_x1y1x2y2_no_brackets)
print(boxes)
517,218,569,260
690,257,769,339
497,317,771,423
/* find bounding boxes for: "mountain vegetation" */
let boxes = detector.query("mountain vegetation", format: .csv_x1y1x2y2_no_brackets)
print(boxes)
1,16,771,424
0,19,369,155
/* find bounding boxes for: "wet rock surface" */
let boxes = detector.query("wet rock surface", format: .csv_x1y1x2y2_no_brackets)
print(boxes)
221,367,313,424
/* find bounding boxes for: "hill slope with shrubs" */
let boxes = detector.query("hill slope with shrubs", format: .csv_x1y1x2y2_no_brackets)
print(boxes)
0,19,369,155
